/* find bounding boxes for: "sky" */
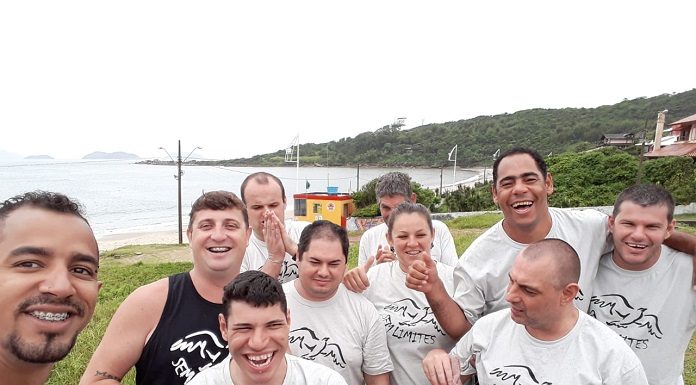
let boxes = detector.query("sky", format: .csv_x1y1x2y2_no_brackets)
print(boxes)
1,1,695,160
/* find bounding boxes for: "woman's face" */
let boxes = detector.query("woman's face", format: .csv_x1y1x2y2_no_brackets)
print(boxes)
387,212,434,272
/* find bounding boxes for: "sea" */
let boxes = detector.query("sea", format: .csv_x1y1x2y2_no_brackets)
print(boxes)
0,159,477,237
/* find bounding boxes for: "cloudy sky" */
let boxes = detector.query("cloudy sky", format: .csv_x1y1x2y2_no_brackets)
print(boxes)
1,1,694,160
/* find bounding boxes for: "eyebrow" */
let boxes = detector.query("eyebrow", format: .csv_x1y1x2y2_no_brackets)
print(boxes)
10,246,99,266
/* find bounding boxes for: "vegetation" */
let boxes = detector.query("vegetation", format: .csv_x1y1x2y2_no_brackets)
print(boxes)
186,89,696,167
349,147,696,215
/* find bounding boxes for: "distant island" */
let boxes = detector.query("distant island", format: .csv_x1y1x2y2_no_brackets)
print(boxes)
83,151,140,160
25,155,54,159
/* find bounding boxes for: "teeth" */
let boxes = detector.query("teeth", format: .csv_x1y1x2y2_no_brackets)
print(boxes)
627,243,647,249
208,247,231,253
31,311,69,322
247,353,273,367
512,201,533,208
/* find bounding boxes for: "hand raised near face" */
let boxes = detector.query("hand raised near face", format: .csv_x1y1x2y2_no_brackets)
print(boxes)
343,255,375,293
406,250,440,294
375,244,397,264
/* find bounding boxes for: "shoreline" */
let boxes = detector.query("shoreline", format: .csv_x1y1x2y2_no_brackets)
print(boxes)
97,230,183,251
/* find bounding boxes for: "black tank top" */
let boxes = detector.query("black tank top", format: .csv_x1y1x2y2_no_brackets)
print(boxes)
135,272,228,385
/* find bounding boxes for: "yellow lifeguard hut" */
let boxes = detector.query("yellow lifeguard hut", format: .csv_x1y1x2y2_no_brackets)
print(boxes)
293,187,354,228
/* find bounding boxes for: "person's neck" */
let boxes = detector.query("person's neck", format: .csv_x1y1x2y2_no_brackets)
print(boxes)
0,354,53,385
294,280,339,302
526,307,579,341
502,211,553,244
189,268,238,303
230,354,288,385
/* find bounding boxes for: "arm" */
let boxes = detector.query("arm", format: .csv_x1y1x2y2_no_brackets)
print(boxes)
664,230,696,289
79,279,168,384
406,253,472,339
364,373,390,385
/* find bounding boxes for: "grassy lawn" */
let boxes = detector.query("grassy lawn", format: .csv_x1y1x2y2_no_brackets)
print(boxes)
48,214,696,384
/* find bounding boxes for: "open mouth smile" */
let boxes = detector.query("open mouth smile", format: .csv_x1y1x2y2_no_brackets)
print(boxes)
30,311,70,322
246,352,274,368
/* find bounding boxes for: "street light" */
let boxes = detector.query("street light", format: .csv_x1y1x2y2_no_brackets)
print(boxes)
159,140,202,244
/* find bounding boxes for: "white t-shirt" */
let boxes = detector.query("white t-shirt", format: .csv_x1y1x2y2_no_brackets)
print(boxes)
364,261,457,385
241,220,310,283
455,309,648,384
358,220,458,266
590,246,696,385
189,354,347,385
283,282,393,384
455,207,610,324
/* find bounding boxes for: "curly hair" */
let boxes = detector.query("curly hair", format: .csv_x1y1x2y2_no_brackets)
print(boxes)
0,190,88,224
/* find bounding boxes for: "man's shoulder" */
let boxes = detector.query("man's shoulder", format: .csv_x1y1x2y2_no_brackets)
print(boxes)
550,207,607,223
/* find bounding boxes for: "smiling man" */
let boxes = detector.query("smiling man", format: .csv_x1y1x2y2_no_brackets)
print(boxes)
589,184,696,385
190,270,347,385
0,191,101,385
284,221,392,385
81,191,251,385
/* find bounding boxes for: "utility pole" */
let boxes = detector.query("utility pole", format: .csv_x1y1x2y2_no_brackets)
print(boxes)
177,140,182,244
160,140,201,245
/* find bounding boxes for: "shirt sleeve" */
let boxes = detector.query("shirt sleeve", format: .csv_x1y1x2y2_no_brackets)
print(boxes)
361,305,394,375
434,220,459,266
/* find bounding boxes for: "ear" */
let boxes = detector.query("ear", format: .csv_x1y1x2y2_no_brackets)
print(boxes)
665,219,676,240
545,173,554,196
244,226,252,247
491,184,499,205
561,283,579,305
218,313,229,342
186,227,193,243
386,232,394,247
608,215,615,235
410,192,417,203
286,309,292,327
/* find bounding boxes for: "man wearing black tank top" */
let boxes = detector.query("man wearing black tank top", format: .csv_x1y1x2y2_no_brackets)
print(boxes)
81,191,252,385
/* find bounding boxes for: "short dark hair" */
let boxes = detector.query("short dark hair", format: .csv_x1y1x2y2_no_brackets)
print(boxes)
492,148,548,186
0,190,89,225
297,220,349,262
188,191,248,229
386,201,434,236
221,270,287,319
522,238,580,289
375,172,413,202
240,172,287,203
613,184,675,222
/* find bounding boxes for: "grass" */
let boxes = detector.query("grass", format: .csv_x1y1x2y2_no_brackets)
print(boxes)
47,213,696,385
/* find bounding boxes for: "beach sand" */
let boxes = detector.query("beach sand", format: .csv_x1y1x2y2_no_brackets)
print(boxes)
97,230,183,251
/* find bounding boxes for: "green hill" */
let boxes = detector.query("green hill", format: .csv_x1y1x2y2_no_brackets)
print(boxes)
202,89,696,167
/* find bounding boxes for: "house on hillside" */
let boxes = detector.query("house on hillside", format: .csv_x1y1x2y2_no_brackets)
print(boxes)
600,133,635,148
646,112,696,158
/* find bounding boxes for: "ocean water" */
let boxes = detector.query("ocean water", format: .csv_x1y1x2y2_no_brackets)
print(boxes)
0,159,476,237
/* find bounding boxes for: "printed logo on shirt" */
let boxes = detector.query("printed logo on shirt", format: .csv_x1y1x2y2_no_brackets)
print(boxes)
380,298,444,344
574,288,584,302
488,365,553,385
169,330,228,383
589,294,663,349
288,327,347,368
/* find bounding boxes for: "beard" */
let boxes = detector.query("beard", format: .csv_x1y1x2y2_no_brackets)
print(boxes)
3,331,78,363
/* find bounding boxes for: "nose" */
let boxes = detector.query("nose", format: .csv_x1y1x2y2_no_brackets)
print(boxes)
511,179,528,195
633,225,647,240
248,328,267,350
39,267,77,298
505,283,519,304
210,225,227,241
317,263,329,277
